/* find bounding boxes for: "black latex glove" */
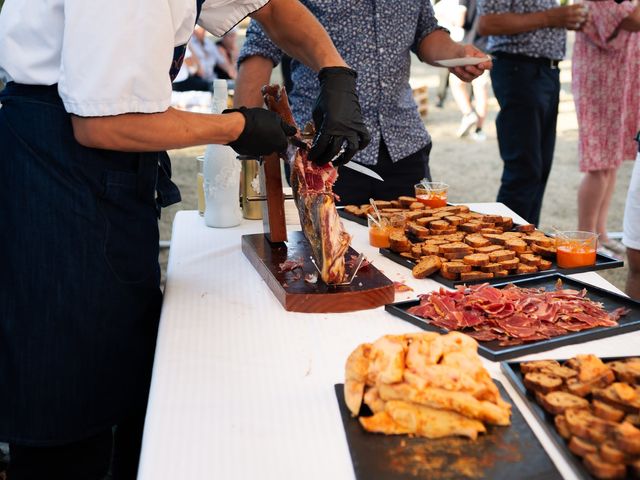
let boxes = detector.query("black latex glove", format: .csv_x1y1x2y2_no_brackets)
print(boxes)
223,107,297,156
309,67,371,166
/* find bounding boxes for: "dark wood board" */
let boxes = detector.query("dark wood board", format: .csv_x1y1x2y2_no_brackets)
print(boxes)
384,274,640,361
502,356,639,480
242,231,395,313
380,247,623,288
334,382,562,480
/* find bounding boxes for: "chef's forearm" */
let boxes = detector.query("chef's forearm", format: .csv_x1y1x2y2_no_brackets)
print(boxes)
251,0,346,72
234,56,274,108
417,29,465,65
71,108,244,152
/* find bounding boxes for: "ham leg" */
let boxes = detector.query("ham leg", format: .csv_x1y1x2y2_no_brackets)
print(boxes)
262,85,351,284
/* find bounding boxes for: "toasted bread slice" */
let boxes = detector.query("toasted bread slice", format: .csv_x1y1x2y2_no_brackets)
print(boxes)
442,261,472,274
405,210,427,221
408,223,431,239
409,201,424,211
480,228,503,234
583,453,627,479
538,259,553,271
476,245,503,254
460,271,494,281
373,200,393,209
607,359,640,384
412,256,442,279
539,392,590,415
499,258,520,270
505,238,528,253
524,372,564,394
389,231,411,253
520,253,542,266
613,421,640,455
465,234,491,248
444,215,463,226
459,222,482,233
443,251,470,260
569,436,598,457
439,269,459,280
462,253,491,267
516,223,536,232
410,245,423,259
344,205,364,217
421,243,441,256
521,360,562,374
483,233,508,245
599,443,627,464
489,249,516,262
531,243,557,258
625,413,640,427
517,264,538,274
439,242,473,254
593,400,626,422
481,263,506,273
429,220,452,231
555,414,571,439
398,196,418,208
494,269,509,277
593,383,640,413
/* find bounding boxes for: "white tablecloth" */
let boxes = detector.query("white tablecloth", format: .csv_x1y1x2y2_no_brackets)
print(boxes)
138,204,639,480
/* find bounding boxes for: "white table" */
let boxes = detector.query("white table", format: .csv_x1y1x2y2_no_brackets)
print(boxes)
138,204,639,480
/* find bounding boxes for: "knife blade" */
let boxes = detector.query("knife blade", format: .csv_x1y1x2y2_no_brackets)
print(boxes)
342,161,384,182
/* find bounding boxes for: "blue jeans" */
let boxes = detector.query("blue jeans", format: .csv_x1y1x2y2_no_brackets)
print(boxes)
0,83,177,447
491,57,560,226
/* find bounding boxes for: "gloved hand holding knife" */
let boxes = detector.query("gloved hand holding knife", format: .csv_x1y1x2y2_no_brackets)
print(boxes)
309,66,371,166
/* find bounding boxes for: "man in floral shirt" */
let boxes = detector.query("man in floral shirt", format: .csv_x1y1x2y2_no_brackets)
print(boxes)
477,0,587,226
234,0,491,205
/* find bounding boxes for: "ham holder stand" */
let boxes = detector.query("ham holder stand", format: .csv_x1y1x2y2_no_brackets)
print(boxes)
240,152,395,313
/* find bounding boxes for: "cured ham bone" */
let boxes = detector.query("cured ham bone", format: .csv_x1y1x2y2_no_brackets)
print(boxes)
262,85,351,284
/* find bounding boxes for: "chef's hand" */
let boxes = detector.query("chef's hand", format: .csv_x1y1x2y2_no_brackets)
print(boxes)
449,44,493,83
545,4,589,31
223,107,297,156
309,67,371,166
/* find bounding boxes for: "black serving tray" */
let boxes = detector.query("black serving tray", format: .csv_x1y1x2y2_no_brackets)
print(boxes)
385,274,640,361
501,356,639,480
335,381,561,480
380,247,623,288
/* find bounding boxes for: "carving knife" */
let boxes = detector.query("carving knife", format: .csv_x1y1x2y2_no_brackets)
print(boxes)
289,136,384,181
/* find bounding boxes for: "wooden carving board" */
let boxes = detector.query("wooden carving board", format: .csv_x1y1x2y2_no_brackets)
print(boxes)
242,231,395,313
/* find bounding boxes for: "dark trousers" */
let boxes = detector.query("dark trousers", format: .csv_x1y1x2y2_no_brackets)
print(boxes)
334,141,432,206
8,412,145,480
491,57,560,226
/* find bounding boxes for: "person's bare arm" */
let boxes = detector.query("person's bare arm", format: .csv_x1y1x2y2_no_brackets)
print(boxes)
620,5,640,31
71,109,244,152
478,5,588,36
233,56,274,108
250,0,346,71
417,29,492,82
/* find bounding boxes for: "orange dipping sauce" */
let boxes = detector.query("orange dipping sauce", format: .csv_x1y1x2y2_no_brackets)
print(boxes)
416,193,447,208
369,225,391,248
556,245,596,269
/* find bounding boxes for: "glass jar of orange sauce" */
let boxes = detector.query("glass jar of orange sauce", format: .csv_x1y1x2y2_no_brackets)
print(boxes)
368,216,391,248
414,181,448,208
556,231,598,269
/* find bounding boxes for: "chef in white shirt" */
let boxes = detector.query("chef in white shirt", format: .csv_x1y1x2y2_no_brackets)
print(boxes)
0,0,369,478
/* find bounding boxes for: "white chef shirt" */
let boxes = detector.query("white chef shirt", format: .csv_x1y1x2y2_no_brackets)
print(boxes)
0,0,268,116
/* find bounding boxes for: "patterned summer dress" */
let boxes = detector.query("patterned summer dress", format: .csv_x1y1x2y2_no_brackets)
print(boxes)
572,1,640,172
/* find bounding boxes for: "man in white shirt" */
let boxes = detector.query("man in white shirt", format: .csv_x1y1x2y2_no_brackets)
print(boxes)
0,0,369,478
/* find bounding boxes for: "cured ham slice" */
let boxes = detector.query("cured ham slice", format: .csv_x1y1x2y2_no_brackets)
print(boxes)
262,85,350,284
407,282,629,346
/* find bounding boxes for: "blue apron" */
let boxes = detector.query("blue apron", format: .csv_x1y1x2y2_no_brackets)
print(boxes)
0,0,203,446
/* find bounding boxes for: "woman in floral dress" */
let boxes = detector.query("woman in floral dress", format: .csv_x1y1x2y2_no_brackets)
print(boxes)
573,1,640,255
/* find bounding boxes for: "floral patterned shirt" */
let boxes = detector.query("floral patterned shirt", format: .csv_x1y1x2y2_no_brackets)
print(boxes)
239,0,440,165
477,0,566,60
